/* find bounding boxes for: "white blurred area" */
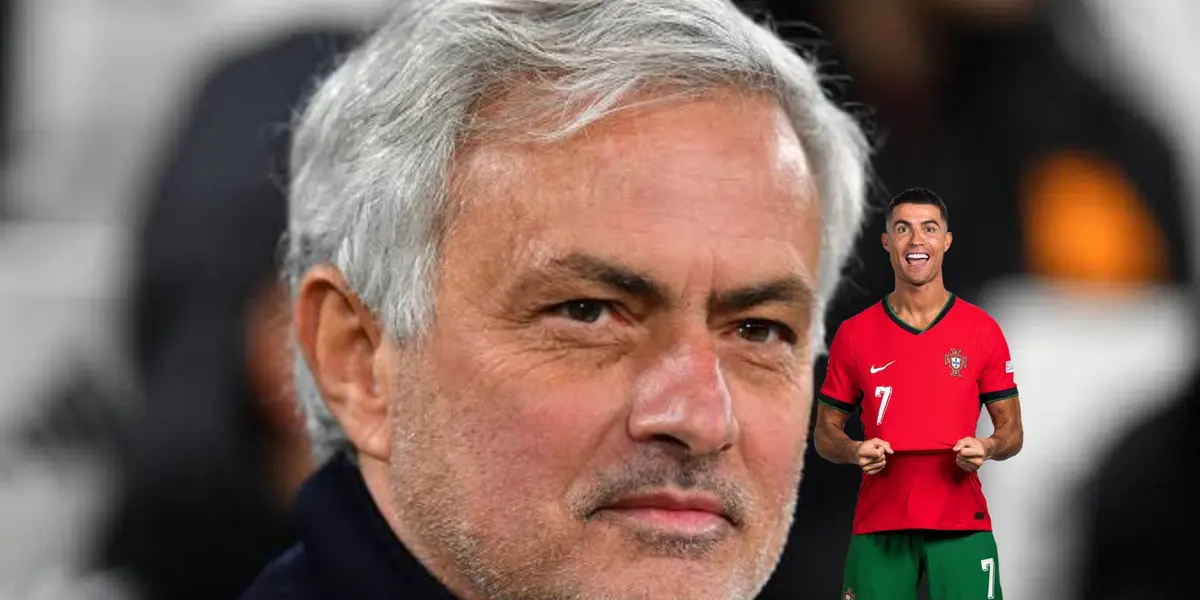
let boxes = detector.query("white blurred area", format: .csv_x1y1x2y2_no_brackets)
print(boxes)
0,2,393,596
5,0,389,224
977,281,1197,599
0,0,1197,598
978,2,1200,597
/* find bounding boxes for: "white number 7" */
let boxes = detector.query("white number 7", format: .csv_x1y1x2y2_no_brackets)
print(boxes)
874,386,893,425
981,557,995,599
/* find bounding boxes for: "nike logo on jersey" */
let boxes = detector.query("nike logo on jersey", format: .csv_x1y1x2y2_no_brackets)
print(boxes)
869,361,894,374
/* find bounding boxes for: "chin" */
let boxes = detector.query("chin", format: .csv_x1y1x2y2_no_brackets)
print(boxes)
560,536,768,600
901,272,938,287
569,569,759,600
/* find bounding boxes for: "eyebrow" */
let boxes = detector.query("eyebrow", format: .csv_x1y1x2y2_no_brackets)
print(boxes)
527,252,813,314
893,219,940,229
533,252,670,305
708,277,814,316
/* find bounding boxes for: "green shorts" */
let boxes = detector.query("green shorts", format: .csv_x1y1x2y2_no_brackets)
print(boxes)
842,530,1002,600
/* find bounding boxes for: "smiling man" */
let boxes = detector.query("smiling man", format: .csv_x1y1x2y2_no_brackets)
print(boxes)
239,1,869,599
814,188,1025,599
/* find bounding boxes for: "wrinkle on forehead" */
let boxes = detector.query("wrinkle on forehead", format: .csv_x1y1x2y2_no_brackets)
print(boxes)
443,88,822,294
451,88,813,205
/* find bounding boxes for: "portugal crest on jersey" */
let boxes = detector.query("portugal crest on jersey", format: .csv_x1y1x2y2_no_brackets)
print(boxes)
945,348,968,377
843,588,855,600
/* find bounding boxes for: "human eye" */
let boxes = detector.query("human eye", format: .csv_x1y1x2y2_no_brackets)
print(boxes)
539,299,634,355
547,299,617,325
734,319,797,346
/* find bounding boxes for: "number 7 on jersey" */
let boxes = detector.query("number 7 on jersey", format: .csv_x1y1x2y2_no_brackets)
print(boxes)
874,386,893,425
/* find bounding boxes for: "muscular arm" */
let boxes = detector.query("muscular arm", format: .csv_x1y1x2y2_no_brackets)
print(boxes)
983,397,1023,461
813,404,861,465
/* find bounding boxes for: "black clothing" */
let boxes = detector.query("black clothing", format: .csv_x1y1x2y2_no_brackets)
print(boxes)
240,454,457,600
1077,369,1199,598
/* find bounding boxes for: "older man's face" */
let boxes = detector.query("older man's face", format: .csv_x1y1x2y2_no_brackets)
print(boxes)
386,90,821,599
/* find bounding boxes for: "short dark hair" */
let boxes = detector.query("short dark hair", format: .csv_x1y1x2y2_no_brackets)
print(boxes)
884,187,949,231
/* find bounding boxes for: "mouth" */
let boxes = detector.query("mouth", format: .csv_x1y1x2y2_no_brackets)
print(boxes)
594,490,733,537
904,252,930,266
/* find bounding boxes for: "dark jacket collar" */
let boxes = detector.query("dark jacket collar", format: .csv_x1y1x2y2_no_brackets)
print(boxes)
297,453,458,599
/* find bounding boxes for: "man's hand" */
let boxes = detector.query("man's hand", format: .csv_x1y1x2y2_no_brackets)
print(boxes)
856,438,893,475
952,437,992,472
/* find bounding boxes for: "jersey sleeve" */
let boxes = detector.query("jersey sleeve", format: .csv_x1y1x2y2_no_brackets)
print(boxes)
978,318,1019,404
819,323,861,413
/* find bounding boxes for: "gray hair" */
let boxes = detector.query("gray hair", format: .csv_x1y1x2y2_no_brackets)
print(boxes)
287,0,869,462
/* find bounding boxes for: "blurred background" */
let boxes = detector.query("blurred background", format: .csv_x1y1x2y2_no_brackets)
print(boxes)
0,1,1196,598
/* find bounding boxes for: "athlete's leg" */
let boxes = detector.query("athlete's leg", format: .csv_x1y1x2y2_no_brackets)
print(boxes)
842,532,922,600
922,531,1003,600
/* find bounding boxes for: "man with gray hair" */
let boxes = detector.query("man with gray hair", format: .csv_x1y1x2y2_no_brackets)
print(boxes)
241,1,868,598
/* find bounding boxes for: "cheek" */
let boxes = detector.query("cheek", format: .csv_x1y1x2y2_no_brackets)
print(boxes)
428,334,626,499
733,371,811,497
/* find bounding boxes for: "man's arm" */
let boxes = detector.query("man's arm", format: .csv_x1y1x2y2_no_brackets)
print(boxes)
814,404,861,465
814,403,892,474
814,323,892,471
982,396,1023,461
970,316,1023,464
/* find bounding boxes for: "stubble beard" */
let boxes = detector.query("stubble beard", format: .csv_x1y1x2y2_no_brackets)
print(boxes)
386,406,586,600
385,433,800,600
382,375,804,600
387,451,796,599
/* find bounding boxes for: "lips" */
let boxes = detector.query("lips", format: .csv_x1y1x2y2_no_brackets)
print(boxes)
905,252,930,265
597,491,732,536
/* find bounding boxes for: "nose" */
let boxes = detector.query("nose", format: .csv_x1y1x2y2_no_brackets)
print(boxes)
627,341,740,457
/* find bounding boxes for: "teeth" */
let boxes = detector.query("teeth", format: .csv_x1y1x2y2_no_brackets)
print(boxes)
906,253,929,260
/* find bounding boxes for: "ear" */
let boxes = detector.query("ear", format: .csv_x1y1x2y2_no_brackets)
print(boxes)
294,265,390,462
881,231,891,252
944,231,953,253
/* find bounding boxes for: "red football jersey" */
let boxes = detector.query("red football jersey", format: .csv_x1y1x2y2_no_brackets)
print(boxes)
819,294,1018,534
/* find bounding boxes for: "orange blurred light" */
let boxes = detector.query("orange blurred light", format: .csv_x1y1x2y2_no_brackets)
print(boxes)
1022,151,1168,288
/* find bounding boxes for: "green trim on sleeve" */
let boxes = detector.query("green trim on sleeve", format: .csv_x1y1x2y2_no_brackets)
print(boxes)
818,393,857,413
980,387,1019,404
